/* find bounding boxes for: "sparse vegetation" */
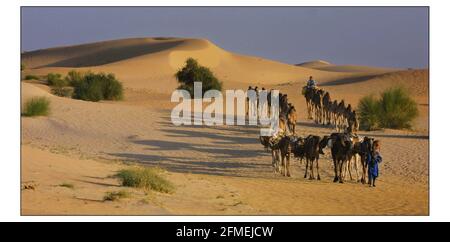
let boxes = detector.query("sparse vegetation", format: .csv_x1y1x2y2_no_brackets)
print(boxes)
115,167,175,193
175,58,222,96
25,75,39,80
43,70,123,101
103,190,130,201
357,87,418,130
52,86,74,97
22,97,50,117
59,183,75,189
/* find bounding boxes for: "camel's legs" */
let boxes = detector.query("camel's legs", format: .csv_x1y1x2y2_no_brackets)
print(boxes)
339,160,345,183
333,159,339,182
304,159,309,178
316,157,320,180
310,159,315,180
348,158,354,181
286,155,291,177
354,155,360,181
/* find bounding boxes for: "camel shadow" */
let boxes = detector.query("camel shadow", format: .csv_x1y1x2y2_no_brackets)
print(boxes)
108,152,267,178
131,138,266,159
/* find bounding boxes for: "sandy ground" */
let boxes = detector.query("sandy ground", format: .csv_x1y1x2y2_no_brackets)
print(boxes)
21,37,429,215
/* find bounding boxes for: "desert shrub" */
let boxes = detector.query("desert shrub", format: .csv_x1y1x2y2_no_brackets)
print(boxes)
103,190,130,201
175,58,222,97
25,75,39,80
46,73,68,87
65,70,85,87
22,97,50,117
378,87,418,129
72,72,123,101
115,167,174,193
357,95,380,131
357,87,418,130
52,86,74,97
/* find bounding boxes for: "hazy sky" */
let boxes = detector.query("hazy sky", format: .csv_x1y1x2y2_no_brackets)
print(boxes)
21,7,428,68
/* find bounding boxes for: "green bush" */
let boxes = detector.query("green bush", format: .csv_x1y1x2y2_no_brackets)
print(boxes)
115,167,174,193
46,73,68,87
21,63,25,71
378,87,419,129
357,95,380,131
25,75,39,80
72,72,123,102
22,97,50,117
357,87,418,130
175,58,222,96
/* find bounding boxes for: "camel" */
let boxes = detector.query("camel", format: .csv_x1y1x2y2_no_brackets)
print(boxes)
324,133,354,183
291,136,306,164
303,87,315,120
260,115,292,176
287,104,297,135
359,136,374,184
346,110,359,134
330,100,338,128
341,135,362,181
322,92,332,125
279,94,289,116
312,89,324,124
336,100,347,132
302,135,328,180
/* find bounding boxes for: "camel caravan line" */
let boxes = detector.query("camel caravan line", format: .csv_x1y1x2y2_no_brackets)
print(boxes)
258,84,378,185
303,87,359,133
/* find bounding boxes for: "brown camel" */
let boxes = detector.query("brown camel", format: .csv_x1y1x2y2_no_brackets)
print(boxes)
312,89,324,124
303,87,315,119
302,135,328,180
336,100,346,132
261,115,292,176
322,92,332,125
287,104,297,135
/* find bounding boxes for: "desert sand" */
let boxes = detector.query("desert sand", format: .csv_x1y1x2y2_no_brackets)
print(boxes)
21,37,429,215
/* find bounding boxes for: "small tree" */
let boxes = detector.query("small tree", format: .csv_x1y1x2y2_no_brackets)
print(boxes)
175,58,222,97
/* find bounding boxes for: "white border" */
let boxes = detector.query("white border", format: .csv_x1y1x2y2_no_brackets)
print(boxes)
2,0,449,222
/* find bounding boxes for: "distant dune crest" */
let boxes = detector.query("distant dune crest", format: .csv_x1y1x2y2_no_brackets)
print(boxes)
21,37,426,95
296,60,332,68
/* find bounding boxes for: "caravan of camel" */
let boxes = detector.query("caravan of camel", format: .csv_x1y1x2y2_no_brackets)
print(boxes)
257,85,376,185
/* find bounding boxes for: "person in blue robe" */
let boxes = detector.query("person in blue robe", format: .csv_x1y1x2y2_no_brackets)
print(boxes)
366,140,382,187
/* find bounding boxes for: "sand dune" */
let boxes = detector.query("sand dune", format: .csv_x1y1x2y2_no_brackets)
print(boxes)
296,60,400,73
22,37,385,93
21,37,429,215
296,60,331,68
